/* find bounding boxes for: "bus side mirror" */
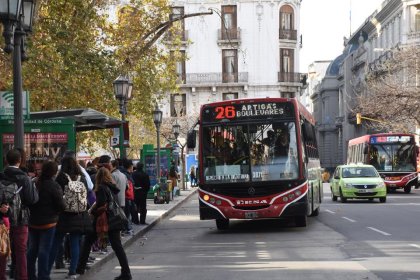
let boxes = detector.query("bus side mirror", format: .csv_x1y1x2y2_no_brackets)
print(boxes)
187,130,196,149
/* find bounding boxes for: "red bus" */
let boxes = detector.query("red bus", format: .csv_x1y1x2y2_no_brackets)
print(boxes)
347,133,419,193
187,98,322,229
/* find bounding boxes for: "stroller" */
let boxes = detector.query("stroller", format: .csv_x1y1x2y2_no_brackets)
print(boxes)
153,178,170,204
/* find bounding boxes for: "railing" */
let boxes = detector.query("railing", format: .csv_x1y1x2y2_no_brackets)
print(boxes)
278,72,306,83
218,28,241,41
176,73,186,84
165,30,189,42
182,72,248,84
279,29,297,40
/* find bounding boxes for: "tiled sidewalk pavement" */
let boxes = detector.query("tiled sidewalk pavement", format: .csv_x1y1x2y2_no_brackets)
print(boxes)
50,187,198,280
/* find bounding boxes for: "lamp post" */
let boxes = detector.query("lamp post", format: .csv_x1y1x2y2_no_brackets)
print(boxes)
113,75,133,159
172,119,180,165
153,103,163,183
1,0,35,150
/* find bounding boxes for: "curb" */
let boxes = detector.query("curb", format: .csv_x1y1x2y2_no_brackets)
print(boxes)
78,188,198,278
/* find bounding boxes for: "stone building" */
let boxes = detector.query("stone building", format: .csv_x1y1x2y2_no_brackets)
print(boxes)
311,0,420,173
160,0,307,118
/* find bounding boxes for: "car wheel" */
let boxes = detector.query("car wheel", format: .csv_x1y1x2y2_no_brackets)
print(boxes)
216,218,229,230
404,185,412,194
340,189,347,203
331,188,338,201
379,197,386,203
295,215,307,227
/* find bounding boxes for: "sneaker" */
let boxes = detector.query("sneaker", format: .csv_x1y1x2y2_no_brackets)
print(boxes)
65,274,78,279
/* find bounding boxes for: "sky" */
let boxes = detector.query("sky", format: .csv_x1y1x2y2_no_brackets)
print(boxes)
300,0,384,71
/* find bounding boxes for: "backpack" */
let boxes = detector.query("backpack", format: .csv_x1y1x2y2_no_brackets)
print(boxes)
63,173,87,213
125,180,134,201
0,179,22,227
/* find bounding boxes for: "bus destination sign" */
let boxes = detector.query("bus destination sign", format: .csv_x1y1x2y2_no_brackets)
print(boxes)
202,102,294,123
370,136,412,144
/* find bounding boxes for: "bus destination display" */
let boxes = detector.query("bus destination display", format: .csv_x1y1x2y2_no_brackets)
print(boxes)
370,136,412,144
202,102,294,123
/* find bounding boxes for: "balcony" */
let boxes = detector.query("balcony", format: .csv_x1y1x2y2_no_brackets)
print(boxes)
279,29,297,40
180,72,248,87
217,28,241,46
163,30,189,44
278,72,307,84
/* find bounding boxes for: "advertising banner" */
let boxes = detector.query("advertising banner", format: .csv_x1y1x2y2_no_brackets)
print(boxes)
0,119,76,174
0,91,30,120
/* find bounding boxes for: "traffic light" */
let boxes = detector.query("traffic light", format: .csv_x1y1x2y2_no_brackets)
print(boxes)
356,113,362,125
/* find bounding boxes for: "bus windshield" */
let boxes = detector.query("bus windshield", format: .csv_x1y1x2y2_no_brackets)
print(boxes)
369,142,416,172
202,121,299,183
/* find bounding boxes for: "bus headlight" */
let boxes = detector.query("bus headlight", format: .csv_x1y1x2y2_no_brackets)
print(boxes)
345,183,353,188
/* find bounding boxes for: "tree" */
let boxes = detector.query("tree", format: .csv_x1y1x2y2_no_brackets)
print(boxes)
0,0,182,155
354,46,420,132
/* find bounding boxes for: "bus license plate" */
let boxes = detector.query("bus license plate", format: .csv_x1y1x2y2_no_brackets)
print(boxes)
245,212,258,219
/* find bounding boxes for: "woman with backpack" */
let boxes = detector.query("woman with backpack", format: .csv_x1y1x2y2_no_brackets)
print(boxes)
48,157,90,279
27,161,65,280
76,167,132,280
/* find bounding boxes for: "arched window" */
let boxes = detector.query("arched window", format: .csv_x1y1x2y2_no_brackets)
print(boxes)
280,5,294,30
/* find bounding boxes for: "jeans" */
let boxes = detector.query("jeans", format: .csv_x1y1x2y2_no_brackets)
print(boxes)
27,227,56,280
77,230,130,276
49,232,81,275
11,225,29,280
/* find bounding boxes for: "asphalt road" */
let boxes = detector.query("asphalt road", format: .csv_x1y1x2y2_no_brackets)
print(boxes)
91,184,420,280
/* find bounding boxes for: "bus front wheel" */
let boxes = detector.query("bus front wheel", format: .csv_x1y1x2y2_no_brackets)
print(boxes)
216,218,229,230
404,185,412,194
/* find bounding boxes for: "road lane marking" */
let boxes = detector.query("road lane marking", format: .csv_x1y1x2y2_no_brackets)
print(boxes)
409,244,420,249
342,217,356,222
324,209,335,214
367,227,391,236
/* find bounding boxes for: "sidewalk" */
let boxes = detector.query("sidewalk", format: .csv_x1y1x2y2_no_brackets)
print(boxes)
51,187,198,280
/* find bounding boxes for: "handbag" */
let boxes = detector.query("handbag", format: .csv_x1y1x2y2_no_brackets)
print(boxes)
106,187,128,231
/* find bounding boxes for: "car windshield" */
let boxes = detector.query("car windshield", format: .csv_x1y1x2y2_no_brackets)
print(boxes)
342,167,379,178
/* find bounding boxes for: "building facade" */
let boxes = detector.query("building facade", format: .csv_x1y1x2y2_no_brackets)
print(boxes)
160,0,307,119
311,0,420,173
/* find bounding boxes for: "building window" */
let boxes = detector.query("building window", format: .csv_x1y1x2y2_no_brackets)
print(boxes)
280,5,294,30
171,7,185,40
222,49,238,83
416,10,420,32
221,5,237,40
280,48,294,73
171,50,186,83
170,94,186,117
223,92,238,100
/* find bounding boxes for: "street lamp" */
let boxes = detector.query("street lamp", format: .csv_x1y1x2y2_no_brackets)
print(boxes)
113,75,133,159
0,0,36,150
172,120,180,141
153,103,163,182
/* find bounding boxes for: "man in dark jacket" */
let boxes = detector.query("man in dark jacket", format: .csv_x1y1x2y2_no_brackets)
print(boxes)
0,148,39,280
132,162,150,225
120,159,139,225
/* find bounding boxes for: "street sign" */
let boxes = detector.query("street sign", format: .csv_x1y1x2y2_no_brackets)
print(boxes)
110,136,119,147
0,91,31,120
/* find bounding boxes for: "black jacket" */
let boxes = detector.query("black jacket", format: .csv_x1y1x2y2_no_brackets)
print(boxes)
29,179,65,226
95,182,120,209
132,169,150,196
1,166,39,226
